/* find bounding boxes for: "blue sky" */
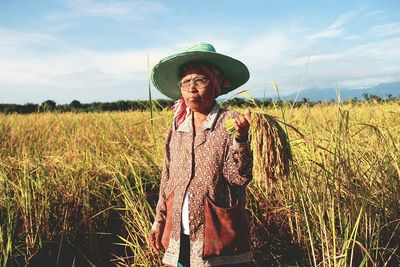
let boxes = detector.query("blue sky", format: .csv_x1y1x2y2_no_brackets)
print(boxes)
1,0,399,104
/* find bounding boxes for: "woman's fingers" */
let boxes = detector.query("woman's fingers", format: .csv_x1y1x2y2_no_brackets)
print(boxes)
235,109,251,138
148,231,158,252
244,109,251,123
148,230,163,253
155,231,164,252
234,116,248,132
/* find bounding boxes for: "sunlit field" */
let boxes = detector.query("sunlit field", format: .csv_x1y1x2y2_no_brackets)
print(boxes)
1,101,399,266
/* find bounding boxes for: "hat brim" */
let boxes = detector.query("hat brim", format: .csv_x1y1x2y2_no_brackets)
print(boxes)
151,51,249,100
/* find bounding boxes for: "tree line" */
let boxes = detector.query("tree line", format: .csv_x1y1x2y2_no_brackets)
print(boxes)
0,99,174,114
0,94,399,114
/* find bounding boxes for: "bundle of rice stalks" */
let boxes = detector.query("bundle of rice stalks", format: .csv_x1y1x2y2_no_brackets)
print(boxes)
225,112,292,183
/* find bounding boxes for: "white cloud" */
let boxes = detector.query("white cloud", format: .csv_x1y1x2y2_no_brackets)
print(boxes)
293,27,308,33
287,38,400,91
348,38,400,61
0,27,61,46
340,73,400,89
0,27,174,103
1,16,400,103
365,10,385,17
287,54,341,66
344,34,360,40
152,32,294,72
47,0,168,21
0,47,165,84
308,11,358,40
0,28,297,102
369,23,400,36
236,33,293,70
170,32,400,96
308,28,343,40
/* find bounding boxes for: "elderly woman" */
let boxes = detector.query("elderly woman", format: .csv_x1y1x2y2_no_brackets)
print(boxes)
148,43,253,267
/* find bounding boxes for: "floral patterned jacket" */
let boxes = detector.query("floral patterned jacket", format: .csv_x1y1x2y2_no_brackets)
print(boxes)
152,103,253,266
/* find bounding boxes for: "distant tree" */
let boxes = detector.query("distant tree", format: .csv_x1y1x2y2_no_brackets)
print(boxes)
285,100,294,108
70,100,81,111
22,103,39,113
154,99,174,110
220,97,244,108
364,94,382,103
1,104,17,114
362,93,370,101
253,98,263,107
114,100,129,111
41,100,57,112
386,94,396,102
262,98,273,108
232,97,246,107
275,99,284,108
88,102,103,112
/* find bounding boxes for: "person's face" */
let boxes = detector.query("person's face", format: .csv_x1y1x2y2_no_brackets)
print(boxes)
179,66,217,113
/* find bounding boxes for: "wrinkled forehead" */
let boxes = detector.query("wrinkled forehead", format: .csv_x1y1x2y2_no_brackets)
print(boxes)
180,68,208,80
179,62,218,79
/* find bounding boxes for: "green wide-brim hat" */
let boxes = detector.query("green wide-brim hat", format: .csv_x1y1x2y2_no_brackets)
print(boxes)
151,42,250,100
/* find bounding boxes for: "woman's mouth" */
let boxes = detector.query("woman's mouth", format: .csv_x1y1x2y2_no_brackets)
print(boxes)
187,96,201,103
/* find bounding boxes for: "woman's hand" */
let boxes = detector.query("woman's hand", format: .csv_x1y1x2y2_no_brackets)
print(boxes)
234,109,251,140
148,229,164,253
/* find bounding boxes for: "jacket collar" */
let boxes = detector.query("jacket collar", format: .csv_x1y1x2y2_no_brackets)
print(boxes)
176,102,220,132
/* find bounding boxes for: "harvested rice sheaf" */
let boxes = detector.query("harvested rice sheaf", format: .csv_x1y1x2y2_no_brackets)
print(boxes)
225,113,292,182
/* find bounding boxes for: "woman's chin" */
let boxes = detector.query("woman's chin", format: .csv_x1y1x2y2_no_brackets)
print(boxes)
184,97,214,113
186,100,202,109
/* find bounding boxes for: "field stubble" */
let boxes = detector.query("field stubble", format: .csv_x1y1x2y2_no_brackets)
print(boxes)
0,102,399,266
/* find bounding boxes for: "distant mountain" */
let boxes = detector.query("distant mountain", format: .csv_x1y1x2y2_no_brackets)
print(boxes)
281,81,400,102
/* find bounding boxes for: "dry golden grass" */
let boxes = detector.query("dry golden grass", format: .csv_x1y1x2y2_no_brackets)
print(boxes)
0,102,399,266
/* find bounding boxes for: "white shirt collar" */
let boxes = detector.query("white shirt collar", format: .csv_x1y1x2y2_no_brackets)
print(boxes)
176,102,220,132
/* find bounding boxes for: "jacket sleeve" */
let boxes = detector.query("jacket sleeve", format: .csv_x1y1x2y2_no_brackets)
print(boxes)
151,126,173,232
222,137,253,187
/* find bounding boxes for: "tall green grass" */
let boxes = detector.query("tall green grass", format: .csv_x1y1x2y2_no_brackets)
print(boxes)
254,102,400,266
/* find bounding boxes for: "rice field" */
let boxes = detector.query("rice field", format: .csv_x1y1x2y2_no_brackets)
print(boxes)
0,101,399,266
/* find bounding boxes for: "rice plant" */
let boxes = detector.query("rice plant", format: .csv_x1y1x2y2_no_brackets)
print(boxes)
0,101,399,266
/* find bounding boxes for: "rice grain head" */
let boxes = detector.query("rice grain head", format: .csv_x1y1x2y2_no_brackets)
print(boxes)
250,113,292,183
225,112,292,184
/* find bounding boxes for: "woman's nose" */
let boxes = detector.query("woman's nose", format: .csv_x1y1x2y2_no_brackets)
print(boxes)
187,82,198,92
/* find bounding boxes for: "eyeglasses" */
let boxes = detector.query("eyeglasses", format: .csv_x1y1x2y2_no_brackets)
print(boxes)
178,77,210,92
